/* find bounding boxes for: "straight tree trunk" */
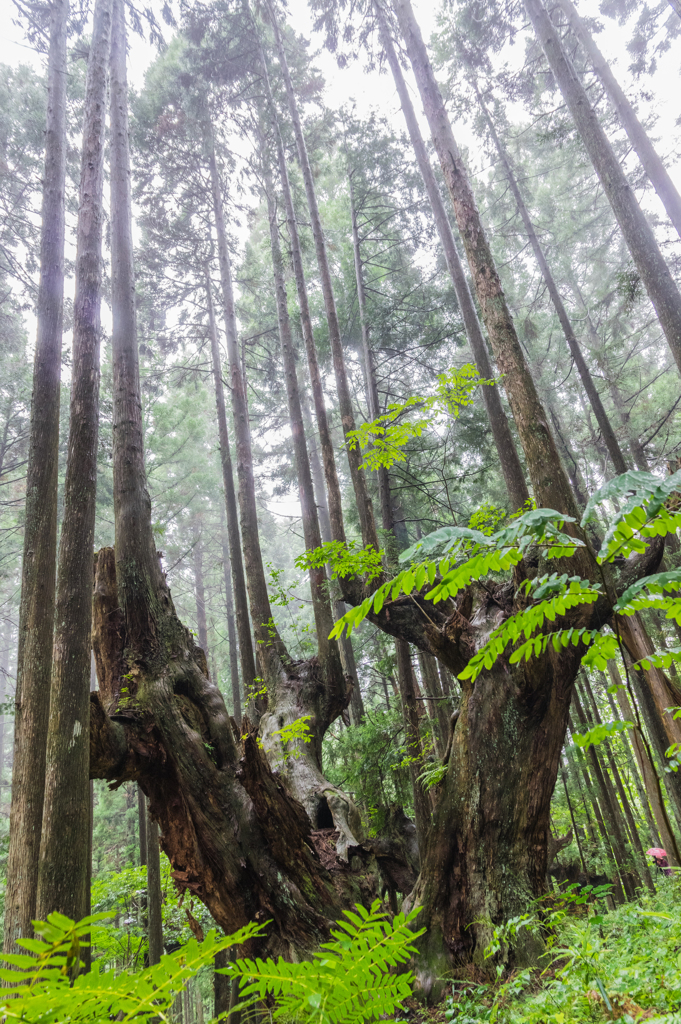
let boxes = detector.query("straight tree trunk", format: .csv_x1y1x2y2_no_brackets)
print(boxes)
263,159,342,676
206,124,284,708
4,0,68,955
146,808,163,965
524,0,681,377
559,0,681,239
192,522,209,657
476,88,629,476
219,505,242,725
607,660,681,864
301,392,364,724
395,640,431,853
205,271,256,707
560,770,589,875
374,1,529,512
579,674,654,890
348,168,393,532
266,2,380,552
572,689,638,898
417,651,449,756
392,0,582,527
37,0,112,924
138,784,148,867
567,713,627,903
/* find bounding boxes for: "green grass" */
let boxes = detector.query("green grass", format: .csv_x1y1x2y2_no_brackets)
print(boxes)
445,878,681,1023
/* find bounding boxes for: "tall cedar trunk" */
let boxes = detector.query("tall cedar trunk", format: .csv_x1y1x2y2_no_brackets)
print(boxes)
559,0,681,239
205,272,255,705
36,0,112,923
206,121,284,707
374,1,529,512
262,75,345,549
206,114,361,855
192,524,209,657
476,89,629,476
395,640,431,854
579,675,653,890
146,807,163,965
219,505,242,725
603,676,663,852
138,784,148,867
348,169,393,532
266,1,380,552
567,715,628,904
572,690,638,898
301,391,364,725
264,165,339,669
417,652,449,756
392,0,582,531
523,0,681,377
4,0,68,954
607,660,681,864
90,5,372,952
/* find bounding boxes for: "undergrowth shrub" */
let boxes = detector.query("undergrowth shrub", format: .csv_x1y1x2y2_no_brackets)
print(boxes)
0,900,423,1024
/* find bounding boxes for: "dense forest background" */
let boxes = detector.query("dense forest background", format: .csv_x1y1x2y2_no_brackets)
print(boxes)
2,0,681,1018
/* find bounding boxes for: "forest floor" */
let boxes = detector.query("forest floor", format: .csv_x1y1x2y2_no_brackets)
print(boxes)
414,876,681,1024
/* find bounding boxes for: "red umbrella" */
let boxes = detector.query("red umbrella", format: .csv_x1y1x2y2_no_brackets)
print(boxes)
646,848,668,857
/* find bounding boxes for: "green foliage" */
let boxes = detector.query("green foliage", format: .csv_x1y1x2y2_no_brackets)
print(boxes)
346,364,496,471
296,541,384,583
269,714,313,761
0,903,421,1024
417,760,448,789
330,474,681,707
447,880,681,1022
571,719,634,752
227,900,424,1024
0,912,262,1024
468,501,507,536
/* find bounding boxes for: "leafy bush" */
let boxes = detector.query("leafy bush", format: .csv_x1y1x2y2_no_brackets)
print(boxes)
0,900,423,1024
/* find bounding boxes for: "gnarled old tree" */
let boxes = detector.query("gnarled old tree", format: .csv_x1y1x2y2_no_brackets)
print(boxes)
91,0,386,958
86,0,674,990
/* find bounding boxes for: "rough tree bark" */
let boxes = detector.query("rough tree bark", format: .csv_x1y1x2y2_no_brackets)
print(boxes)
524,0,681,376
4,0,68,955
558,0,681,239
36,0,112,924
475,86,629,476
374,0,529,512
391,0,581,526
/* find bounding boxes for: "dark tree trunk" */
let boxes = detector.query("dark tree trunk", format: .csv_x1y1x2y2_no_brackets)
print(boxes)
417,652,449,756
36,0,112,923
374,1,529,512
559,0,681,239
205,246,256,706
138,784,148,867
4,0,68,954
219,505,242,725
476,89,629,477
524,0,681,377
